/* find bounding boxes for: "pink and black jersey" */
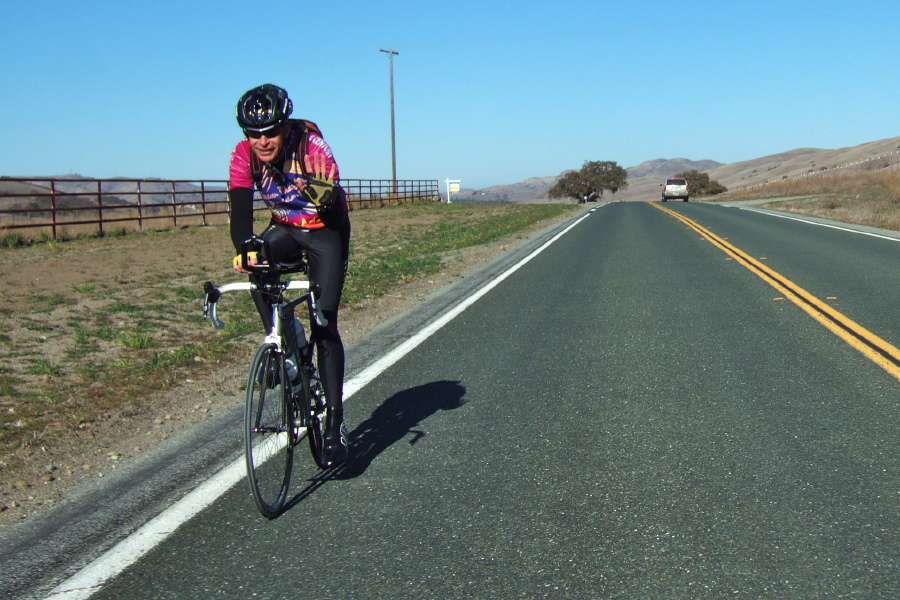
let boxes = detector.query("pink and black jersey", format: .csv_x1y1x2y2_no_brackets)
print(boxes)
229,125,347,230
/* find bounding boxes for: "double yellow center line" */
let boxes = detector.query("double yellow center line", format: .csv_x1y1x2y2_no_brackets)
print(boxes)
652,202,900,382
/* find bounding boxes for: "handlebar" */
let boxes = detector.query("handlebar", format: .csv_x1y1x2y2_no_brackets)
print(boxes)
202,235,328,329
203,235,329,329
202,279,329,330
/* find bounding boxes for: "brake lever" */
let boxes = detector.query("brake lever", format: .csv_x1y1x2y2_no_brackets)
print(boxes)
202,282,226,329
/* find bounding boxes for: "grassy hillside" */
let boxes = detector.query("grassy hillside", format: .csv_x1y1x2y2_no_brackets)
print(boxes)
615,136,900,203
713,166,900,232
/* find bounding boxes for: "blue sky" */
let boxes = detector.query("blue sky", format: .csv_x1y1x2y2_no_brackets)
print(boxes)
2,0,898,189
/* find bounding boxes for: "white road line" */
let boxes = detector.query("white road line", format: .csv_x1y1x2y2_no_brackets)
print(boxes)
737,206,900,242
46,459,246,599
45,208,597,600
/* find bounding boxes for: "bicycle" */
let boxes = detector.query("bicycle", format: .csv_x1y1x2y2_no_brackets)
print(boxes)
202,236,334,518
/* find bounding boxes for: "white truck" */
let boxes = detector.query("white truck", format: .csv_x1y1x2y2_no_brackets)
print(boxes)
661,177,689,202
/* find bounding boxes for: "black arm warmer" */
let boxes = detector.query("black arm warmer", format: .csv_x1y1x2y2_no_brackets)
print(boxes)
228,187,256,252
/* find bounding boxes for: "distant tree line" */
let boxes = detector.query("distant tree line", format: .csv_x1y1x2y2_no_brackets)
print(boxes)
548,160,629,203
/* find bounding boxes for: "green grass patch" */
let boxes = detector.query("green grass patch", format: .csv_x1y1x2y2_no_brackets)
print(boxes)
1,232,23,248
341,203,576,304
0,372,19,396
73,283,97,294
27,357,62,377
119,331,155,349
345,253,443,303
175,286,198,300
73,326,91,346
23,319,55,333
110,300,141,314
94,324,116,341
35,293,72,308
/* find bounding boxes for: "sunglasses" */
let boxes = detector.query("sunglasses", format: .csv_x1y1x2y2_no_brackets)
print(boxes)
244,126,283,139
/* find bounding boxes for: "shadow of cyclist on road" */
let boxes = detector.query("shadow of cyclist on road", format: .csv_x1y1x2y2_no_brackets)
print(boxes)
285,380,467,507
332,379,467,480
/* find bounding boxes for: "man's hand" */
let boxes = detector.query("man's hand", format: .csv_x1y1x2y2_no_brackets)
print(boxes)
233,251,259,274
302,152,338,212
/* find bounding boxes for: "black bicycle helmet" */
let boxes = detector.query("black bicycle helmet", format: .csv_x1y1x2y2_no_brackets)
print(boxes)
236,84,293,132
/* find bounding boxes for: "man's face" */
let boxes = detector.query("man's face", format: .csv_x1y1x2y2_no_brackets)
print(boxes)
245,125,284,162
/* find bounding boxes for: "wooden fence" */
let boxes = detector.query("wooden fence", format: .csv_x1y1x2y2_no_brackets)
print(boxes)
0,177,441,241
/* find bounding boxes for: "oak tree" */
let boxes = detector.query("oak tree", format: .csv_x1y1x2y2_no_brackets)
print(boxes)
549,160,629,203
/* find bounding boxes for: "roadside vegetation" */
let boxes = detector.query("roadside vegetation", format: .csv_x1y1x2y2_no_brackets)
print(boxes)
714,167,900,231
0,202,579,469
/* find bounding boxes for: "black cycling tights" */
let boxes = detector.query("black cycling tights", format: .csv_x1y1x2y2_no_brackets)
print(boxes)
249,217,351,413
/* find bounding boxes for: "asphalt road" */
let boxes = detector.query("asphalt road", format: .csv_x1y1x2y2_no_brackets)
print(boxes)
9,202,900,599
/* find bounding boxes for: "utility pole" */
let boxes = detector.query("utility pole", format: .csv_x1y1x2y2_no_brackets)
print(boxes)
380,47,399,193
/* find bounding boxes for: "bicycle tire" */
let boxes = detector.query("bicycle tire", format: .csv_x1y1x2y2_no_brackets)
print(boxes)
244,343,293,518
301,343,331,469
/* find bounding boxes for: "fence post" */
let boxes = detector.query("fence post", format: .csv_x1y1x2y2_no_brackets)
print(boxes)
50,180,58,240
137,180,145,231
200,181,208,226
97,180,104,237
171,181,177,228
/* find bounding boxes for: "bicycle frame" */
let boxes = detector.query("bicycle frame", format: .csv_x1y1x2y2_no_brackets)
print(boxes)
201,238,337,516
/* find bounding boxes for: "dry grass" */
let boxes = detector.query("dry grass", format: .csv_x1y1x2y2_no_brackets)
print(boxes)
716,168,900,231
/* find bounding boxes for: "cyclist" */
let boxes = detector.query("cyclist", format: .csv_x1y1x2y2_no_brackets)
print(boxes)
228,83,350,467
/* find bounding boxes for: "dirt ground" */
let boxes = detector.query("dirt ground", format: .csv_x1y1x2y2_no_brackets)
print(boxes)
0,209,570,527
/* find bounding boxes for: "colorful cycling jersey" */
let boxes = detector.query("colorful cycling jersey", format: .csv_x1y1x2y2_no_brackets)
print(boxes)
229,124,346,230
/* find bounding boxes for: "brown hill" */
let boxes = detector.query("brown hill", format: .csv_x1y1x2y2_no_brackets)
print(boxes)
706,136,900,189
614,135,900,202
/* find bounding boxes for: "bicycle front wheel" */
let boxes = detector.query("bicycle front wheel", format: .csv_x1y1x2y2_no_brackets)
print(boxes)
245,343,293,518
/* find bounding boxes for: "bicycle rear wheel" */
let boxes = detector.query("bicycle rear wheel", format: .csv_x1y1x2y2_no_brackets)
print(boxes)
300,343,331,469
245,343,293,518
306,374,330,469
